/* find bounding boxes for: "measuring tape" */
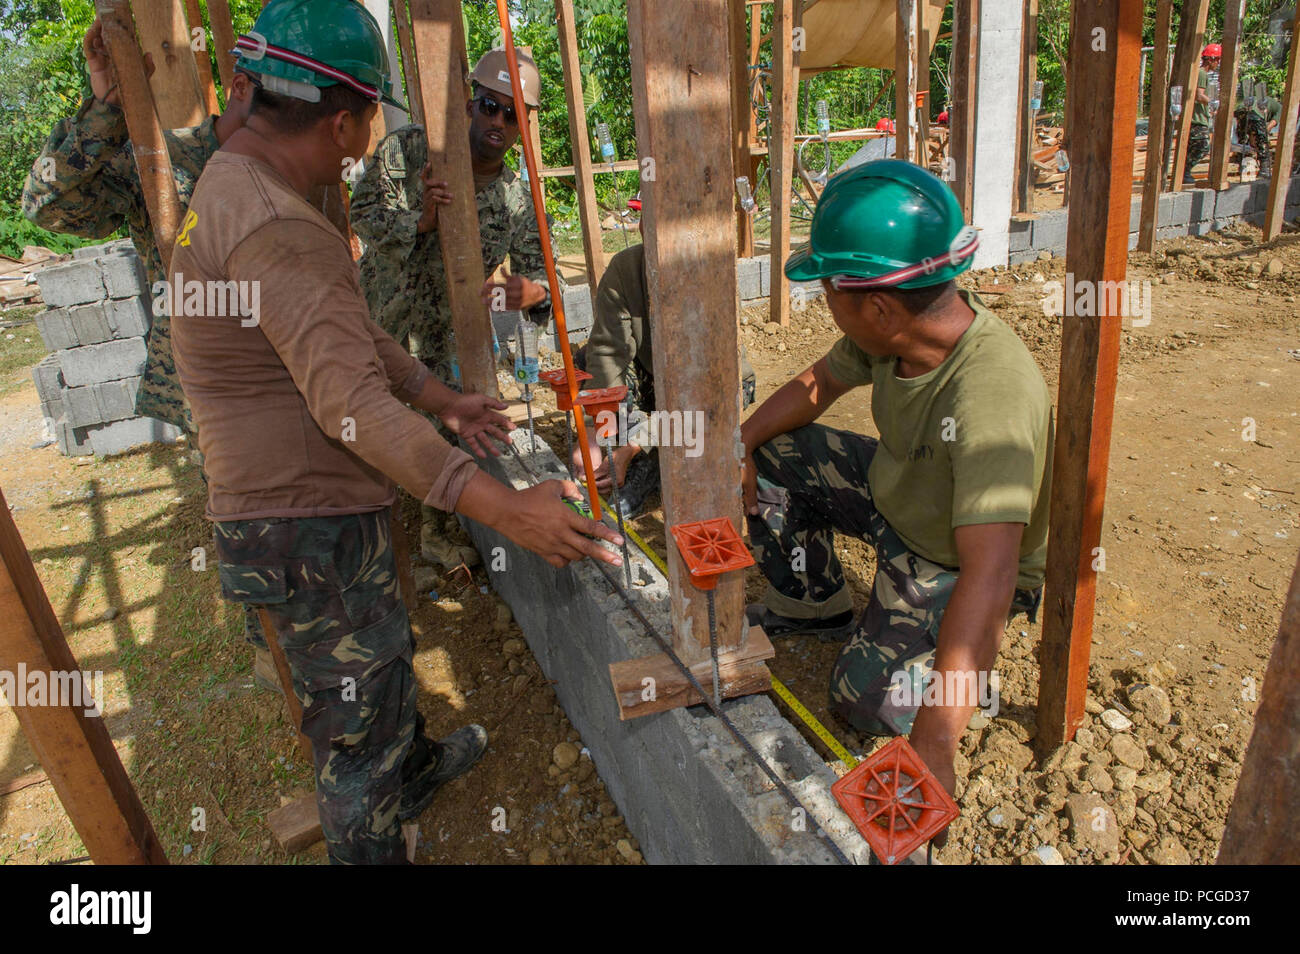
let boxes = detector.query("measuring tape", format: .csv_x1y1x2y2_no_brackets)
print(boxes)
597,494,859,770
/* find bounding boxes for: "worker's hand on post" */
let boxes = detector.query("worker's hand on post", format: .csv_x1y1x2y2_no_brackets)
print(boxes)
86,17,155,107
416,163,452,234
439,392,512,458
508,480,624,569
480,273,547,311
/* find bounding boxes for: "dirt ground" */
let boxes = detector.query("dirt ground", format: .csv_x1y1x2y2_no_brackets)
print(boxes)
1,222,1296,865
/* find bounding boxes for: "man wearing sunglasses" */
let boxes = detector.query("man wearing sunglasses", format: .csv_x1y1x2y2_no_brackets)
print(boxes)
352,48,555,572
739,160,1054,801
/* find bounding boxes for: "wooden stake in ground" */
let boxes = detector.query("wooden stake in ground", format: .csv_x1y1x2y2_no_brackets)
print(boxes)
0,488,167,864
1169,0,1208,191
1036,0,1142,753
730,0,755,260
1263,16,1300,241
949,0,978,221
130,0,207,130
555,0,605,286
1217,553,1300,864
769,0,796,328
1014,0,1039,214
894,0,919,164
94,0,184,272
1138,0,1172,252
1210,0,1246,191
183,0,221,115
408,0,497,398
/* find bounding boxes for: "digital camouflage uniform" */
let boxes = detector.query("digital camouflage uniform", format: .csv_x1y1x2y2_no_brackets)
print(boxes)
747,425,1042,737
22,96,219,433
214,508,439,864
1236,94,1280,177
350,123,555,383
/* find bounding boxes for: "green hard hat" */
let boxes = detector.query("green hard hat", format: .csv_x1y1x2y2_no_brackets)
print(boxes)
785,159,978,289
233,0,406,110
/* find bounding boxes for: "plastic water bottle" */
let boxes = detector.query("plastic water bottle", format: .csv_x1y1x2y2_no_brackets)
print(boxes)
596,123,616,163
816,100,830,138
514,319,539,387
1170,86,1183,119
1030,80,1043,112
735,177,755,213
1207,73,1220,117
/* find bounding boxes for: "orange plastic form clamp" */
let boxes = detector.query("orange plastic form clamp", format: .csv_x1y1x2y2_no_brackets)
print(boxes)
831,736,959,864
669,518,755,592
571,385,629,420
539,368,593,412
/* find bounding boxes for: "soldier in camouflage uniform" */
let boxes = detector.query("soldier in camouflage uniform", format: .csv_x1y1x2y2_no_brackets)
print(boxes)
22,16,256,436
350,48,556,571
1184,45,1220,184
1236,79,1281,178
742,161,1053,796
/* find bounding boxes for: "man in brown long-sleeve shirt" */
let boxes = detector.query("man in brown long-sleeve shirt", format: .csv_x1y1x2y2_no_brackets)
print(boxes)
169,0,621,864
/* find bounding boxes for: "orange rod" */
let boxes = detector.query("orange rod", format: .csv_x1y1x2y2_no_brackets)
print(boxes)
494,0,602,519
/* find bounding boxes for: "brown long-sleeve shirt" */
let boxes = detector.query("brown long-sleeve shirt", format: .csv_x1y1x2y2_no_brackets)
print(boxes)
171,151,477,522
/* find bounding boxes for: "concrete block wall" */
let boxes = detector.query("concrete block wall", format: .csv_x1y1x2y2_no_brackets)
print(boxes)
31,241,180,457
1008,175,1300,265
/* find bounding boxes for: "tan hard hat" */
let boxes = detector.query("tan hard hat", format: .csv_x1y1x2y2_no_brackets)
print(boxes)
469,48,540,109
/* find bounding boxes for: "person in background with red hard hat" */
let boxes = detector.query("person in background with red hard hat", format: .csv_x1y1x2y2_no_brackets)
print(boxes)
1184,43,1222,185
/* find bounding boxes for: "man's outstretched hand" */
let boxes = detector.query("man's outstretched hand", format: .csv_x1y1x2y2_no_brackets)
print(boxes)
85,17,155,107
506,480,624,569
440,392,512,458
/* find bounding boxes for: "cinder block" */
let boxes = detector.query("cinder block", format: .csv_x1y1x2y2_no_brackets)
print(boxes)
1156,225,1185,241
35,309,77,351
1187,188,1214,224
1214,182,1250,218
1031,209,1068,252
32,354,65,402
1129,197,1143,232
36,259,106,308
64,385,104,428
87,417,181,457
107,296,151,339
561,286,593,332
1169,189,1193,227
1242,210,1266,228
94,377,141,423
1128,230,1140,250
1008,249,1040,266
58,337,147,387
67,302,113,346
71,238,133,261
736,257,762,301
101,252,148,299
1009,217,1033,253
1246,180,1271,214
1188,218,1215,236
1287,174,1300,206
757,255,772,296
53,415,93,456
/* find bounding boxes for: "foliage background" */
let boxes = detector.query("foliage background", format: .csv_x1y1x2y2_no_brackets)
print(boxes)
0,1,1294,257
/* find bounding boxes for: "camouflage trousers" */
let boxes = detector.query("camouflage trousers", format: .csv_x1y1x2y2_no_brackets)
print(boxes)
747,425,1041,737
1235,112,1272,175
1186,124,1211,177
213,508,437,864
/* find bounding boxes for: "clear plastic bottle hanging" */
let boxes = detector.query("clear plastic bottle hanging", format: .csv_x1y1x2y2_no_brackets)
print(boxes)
1207,73,1220,117
816,99,830,139
596,122,616,163
735,176,755,214
1030,80,1043,112
1170,86,1183,119
514,318,540,391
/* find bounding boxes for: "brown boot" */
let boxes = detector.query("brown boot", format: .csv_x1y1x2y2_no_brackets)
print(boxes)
420,506,481,571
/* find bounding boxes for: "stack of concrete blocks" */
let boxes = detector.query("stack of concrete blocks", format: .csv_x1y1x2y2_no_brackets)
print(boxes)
29,239,181,456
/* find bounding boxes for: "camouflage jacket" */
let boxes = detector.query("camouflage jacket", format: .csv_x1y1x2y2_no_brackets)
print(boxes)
351,124,557,384
22,96,220,430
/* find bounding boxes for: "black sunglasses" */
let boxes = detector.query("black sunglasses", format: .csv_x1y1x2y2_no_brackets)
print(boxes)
475,94,518,126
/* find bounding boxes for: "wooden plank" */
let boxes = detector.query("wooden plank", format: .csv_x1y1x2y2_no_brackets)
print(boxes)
539,158,640,178
182,0,220,115
96,0,184,273
609,627,774,719
1210,0,1245,191
390,508,418,614
258,609,314,764
1137,0,1172,252
556,0,606,286
392,0,424,128
769,0,796,327
267,794,323,852
949,0,978,221
0,487,167,864
915,10,931,162
626,0,744,666
731,0,755,258
1217,553,1300,864
408,0,497,398
207,0,236,91
894,0,918,164
1169,0,1208,191
1015,0,1039,213
1263,13,1300,241
1036,0,1142,753
131,0,206,130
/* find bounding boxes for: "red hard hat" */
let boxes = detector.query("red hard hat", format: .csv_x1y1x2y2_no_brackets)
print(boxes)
627,196,641,211
875,117,896,133
1202,43,1222,58
937,110,949,124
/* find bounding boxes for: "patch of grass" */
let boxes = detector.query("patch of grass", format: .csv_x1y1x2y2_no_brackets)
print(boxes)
0,313,47,397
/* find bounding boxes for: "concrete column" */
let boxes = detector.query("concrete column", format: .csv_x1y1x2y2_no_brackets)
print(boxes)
363,0,410,132
970,3,1022,270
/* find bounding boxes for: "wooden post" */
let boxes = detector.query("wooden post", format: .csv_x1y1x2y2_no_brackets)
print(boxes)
1217,553,1300,864
624,0,749,678
1263,16,1300,241
949,0,978,221
0,488,167,864
731,0,755,259
1210,0,1246,191
1015,0,1039,214
1137,0,1172,252
408,0,497,398
392,0,424,128
556,0,605,286
96,0,184,272
1169,0,1209,191
130,0,206,130
769,0,795,327
182,0,220,115
1035,0,1142,753
895,0,918,163
207,0,237,92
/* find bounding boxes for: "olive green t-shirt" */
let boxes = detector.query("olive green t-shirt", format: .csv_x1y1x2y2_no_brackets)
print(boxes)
823,290,1054,589
1193,67,1211,126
